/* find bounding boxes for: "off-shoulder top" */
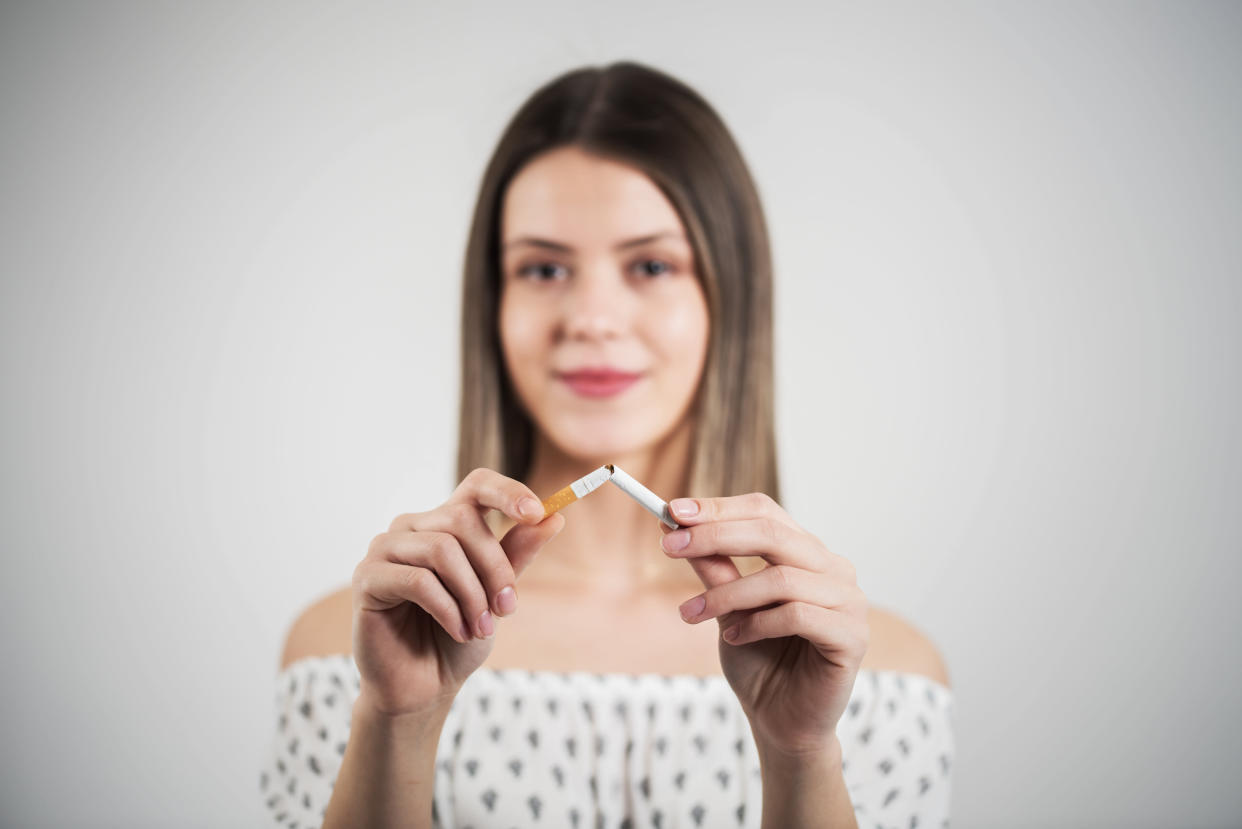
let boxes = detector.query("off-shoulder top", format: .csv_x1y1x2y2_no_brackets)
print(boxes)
259,655,953,828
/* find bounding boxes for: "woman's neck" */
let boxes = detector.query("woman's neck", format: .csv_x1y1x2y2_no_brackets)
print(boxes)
517,419,701,596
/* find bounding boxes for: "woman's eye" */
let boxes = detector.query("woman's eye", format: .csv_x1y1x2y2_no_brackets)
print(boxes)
517,262,568,281
515,259,674,281
634,259,673,277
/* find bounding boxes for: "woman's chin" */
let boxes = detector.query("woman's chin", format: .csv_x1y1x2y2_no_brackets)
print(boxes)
546,426,656,465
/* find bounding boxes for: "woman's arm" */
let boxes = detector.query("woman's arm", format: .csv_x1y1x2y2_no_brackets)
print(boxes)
758,736,857,829
321,688,451,829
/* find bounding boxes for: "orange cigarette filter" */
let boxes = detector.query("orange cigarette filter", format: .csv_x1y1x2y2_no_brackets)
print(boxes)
540,464,614,516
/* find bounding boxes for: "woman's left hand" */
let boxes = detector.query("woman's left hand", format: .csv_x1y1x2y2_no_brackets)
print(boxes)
660,493,869,759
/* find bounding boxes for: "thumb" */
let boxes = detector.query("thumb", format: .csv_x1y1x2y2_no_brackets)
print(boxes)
660,520,741,594
662,524,749,640
501,512,566,578
685,553,741,592
682,553,743,637
660,520,741,592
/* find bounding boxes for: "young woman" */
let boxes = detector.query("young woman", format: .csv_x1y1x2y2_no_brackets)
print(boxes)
262,62,953,829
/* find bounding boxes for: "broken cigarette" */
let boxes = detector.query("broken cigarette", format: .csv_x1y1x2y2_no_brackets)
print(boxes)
606,464,681,529
539,463,682,530
541,464,685,529
540,464,614,516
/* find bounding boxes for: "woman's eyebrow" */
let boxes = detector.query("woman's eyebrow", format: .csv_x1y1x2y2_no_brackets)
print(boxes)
502,231,686,253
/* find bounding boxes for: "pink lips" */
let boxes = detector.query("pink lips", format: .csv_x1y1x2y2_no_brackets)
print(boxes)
557,368,643,398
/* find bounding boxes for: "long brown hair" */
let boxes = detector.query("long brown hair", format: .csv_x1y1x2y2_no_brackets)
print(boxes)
456,61,780,507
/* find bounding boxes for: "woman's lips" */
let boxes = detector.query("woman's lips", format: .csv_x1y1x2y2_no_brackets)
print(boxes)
557,370,643,398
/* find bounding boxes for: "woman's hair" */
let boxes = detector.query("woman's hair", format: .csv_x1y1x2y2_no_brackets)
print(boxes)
456,60,780,505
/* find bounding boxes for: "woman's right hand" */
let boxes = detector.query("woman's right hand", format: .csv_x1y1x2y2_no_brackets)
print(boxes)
350,468,565,719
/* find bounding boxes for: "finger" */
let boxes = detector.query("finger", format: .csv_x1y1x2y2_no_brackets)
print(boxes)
445,467,546,526
667,491,803,532
660,517,822,570
657,516,742,591
684,553,741,593
353,559,473,644
410,502,522,618
372,530,495,639
501,512,566,579
722,601,868,659
678,565,852,624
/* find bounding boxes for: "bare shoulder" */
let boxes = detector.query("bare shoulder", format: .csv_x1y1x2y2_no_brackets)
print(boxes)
278,585,354,671
861,605,952,690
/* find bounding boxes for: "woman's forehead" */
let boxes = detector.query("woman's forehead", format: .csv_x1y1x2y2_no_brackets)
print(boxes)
501,148,687,249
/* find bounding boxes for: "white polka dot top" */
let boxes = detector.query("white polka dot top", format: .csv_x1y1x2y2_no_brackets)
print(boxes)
260,655,954,829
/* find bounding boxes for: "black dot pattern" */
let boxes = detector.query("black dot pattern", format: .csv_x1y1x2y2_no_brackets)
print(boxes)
259,656,954,828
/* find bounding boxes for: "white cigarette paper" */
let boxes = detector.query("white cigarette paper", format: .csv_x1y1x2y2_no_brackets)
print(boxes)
572,465,614,497
606,464,681,529
541,464,614,515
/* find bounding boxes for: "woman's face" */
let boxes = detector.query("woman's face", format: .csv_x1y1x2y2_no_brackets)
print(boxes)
499,145,710,463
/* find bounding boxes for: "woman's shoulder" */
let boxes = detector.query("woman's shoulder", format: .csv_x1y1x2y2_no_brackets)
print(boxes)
862,604,952,690
279,585,353,671
276,588,950,691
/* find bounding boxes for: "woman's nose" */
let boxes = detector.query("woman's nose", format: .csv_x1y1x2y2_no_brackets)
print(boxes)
561,267,630,340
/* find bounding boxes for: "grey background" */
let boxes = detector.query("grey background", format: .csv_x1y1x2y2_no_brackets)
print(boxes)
2,2,1239,827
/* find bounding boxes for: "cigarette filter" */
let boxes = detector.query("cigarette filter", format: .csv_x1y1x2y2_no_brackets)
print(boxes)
606,464,681,529
541,464,614,516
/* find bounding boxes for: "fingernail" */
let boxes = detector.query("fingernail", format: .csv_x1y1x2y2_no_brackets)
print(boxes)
679,595,706,621
670,498,699,518
723,625,740,642
519,497,543,520
496,586,518,616
459,621,473,642
477,610,494,638
662,529,690,552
